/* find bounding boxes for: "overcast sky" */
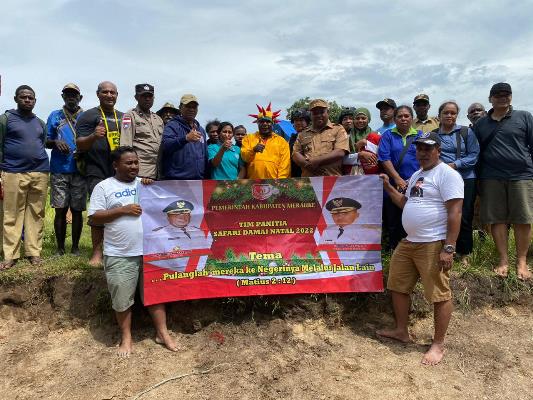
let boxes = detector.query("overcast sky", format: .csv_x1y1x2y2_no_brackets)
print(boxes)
2,0,533,130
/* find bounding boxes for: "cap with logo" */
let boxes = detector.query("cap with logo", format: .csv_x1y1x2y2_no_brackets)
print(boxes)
375,98,397,110
309,99,329,110
489,82,512,97
414,131,441,146
413,94,430,104
62,83,81,94
135,83,154,95
325,197,362,213
163,200,194,214
180,94,199,105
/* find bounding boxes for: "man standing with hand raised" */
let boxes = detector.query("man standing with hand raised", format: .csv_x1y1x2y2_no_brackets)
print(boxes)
160,94,208,180
76,81,123,266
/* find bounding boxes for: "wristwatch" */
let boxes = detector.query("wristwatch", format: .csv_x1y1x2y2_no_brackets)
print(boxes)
443,244,456,254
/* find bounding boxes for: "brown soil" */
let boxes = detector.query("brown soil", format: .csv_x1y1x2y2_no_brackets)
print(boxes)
1,274,532,400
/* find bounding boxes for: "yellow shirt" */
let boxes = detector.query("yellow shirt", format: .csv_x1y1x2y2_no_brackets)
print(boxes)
412,116,440,133
240,132,291,179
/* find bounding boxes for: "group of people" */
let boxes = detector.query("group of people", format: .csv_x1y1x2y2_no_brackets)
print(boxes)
0,80,531,364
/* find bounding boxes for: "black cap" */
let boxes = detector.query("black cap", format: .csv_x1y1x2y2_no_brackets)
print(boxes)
325,197,361,213
490,82,512,97
376,98,397,110
414,131,441,147
135,83,154,95
163,200,194,214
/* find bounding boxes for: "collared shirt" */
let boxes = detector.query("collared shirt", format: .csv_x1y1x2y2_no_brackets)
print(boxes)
120,106,164,179
292,121,349,177
377,127,421,181
437,124,480,180
473,106,533,180
161,116,207,180
207,143,243,180
377,122,396,135
240,132,290,179
412,116,440,133
46,107,83,174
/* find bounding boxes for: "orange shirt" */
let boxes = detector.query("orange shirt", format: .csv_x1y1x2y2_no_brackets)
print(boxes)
240,132,290,179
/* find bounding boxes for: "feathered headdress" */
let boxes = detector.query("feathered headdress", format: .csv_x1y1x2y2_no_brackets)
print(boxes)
249,102,281,123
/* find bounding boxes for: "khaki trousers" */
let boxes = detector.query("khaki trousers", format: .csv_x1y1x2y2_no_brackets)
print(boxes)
1,171,48,260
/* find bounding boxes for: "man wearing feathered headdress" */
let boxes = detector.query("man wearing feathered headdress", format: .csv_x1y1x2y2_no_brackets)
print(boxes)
240,102,290,179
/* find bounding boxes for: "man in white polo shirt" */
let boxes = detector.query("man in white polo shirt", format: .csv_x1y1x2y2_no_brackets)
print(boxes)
376,131,464,366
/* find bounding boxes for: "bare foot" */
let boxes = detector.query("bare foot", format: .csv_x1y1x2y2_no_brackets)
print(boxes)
493,264,508,278
517,264,532,281
117,337,133,358
88,256,103,268
421,342,445,365
155,333,179,352
376,328,411,343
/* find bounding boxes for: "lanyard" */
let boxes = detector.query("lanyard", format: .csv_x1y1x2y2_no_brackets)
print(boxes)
99,106,119,134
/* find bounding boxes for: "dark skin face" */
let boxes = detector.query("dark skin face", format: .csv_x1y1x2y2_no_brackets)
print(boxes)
354,114,369,130
467,103,486,124
292,118,308,133
233,127,246,145
413,101,430,120
97,82,118,112
62,89,82,113
379,105,395,124
207,125,219,142
135,92,154,113
311,107,328,130
179,102,198,124
394,108,413,134
416,143,441,171
113,152,139,182
341,115,354,132
258,119,273,137
439,103,458,129
160,109,178,124
14,89,36,114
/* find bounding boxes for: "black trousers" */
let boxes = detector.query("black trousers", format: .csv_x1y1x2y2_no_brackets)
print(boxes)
383,196,406,251
456,178,476,255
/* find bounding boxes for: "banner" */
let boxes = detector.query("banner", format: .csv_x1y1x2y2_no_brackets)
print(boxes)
141,176,383,305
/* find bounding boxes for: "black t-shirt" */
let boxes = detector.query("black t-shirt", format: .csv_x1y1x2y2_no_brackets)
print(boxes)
76,106,123,179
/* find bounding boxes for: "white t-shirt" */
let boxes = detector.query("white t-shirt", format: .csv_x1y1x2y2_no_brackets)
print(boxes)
88,177,143,257
402,162,464,242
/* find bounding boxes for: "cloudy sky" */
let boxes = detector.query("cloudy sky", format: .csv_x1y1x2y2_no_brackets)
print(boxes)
2,0,533,130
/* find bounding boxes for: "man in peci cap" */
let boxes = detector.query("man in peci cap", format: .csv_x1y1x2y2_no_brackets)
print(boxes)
292,99,349,177
45,83,86,256
375,98,397,134
156,102,180,125
240,102,290,179
473,82,533,280
377,130,464,366
120,84,164,180
160,94,208,180
412,94,440,133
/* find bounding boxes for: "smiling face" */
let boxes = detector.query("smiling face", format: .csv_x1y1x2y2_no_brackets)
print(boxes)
167,212,191,228
113,151,139,182
258,119,273,136
97,82,118,110
489,92,512,111
331,209,359,228
354,114,369,130
439,103,458,128
311,107,328,130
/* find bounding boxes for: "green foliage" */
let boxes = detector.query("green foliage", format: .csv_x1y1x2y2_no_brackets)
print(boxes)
286,97,351,125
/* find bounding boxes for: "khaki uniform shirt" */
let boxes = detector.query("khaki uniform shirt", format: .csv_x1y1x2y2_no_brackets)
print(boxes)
293,121,349,176
120,106,164,179
412,116,440,133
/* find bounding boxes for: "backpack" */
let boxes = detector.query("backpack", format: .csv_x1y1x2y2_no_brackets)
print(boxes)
432,126,468,159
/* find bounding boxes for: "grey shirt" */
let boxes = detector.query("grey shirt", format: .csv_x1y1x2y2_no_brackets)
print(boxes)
473,107,533,180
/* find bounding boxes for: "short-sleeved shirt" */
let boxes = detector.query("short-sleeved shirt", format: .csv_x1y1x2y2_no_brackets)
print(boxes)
76,107,123,179
412,117,440,133
240,132,291,179
377,127,422,181
208,143,242,180
120,106,164,179
46,107,83,174
88,177,142,256
402,162,464,242
292,121,349,176
473,107,533,180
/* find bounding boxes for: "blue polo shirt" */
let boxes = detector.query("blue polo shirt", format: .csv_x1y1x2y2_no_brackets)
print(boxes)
208,143,243,180
377,127,421,181
437,124,479,180
46,109,79,174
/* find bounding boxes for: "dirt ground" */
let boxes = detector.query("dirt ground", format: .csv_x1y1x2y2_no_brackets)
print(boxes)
1,299,532,400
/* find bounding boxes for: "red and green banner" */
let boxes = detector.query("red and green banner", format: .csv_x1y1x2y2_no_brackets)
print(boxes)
141,176,383,305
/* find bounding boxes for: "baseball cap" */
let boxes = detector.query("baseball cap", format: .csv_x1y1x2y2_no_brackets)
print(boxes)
414,131,441,146
489,82,512,96
375,98,397,109
180,94,199,105
413,94,430,103
309,99,328,110
62,83,80,94
135,83,154,95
